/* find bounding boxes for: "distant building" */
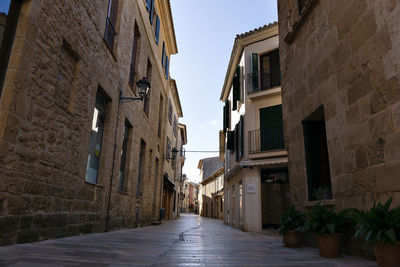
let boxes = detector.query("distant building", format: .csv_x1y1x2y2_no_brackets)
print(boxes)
180,175,198,213
220,22,289,232
198,157,224,219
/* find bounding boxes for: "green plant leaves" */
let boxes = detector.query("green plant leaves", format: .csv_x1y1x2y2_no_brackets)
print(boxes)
278,206,306,235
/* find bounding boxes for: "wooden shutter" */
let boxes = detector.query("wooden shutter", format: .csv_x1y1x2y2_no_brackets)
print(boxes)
252,53,259,91
232,65,240,111
227,131,234,150
239,115,244,159
223,100,230,132
269,50,281,87
234,125,239,161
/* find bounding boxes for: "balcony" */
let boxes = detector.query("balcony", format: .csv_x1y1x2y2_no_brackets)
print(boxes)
248,128,285,154
247,70,281,95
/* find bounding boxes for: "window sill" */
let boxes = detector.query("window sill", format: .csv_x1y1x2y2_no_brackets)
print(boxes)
284,0,319,44
117,190,128,195
303,198,336,207
84,181,104,189
136,195,144,199
103,38,118,62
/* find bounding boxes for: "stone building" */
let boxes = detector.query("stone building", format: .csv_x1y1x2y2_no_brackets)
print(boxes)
220,23,289,232
278,0,400,255
0,0,182,245
198,157,224,219
180,175,198,213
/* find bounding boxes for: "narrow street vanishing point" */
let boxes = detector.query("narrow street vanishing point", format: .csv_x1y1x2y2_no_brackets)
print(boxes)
0,214,376,266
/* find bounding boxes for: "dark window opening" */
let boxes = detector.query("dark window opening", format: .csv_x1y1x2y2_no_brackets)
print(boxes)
168,99,172,124
137,139,146,197
104,0,119,50
129,23,140,88
260,50,281,90
85,88,109,184
158,94,163,137
143,59,152,115
166,137,171,161
118,120,132,192
302,106,332,201
298,0,306,14
0,0,22,96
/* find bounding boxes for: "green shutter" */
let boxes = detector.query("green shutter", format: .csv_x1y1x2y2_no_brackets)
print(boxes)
232,66,241,111
223,105,226,133
252,53,259,91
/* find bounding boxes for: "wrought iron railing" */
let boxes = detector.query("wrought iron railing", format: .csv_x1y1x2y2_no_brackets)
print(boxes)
248,128,285,153
104,17,116,50
247,70,281,94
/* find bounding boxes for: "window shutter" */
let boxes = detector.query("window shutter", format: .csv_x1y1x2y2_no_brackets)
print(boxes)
252,53,259,91
162,42,165,66
270,50,281,87
232,65,241,111
155,16,160,44
223,105,226,133
223,99,230,132
146,0,151,11
234,125,239,161
239,115,244,159
227,131,234,150
149,0,154,24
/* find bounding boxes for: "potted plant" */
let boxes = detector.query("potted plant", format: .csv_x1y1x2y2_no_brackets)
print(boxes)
305,204,351,258
352,197,400,267
278,206,306,247
312,186,332,200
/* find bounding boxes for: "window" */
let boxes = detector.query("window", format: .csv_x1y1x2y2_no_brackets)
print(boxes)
302,106,332,201
168,99,173,124
154,15,160,44
149,0,155,24
118,121,131,192
249,50,281,94
161,42,165,66
104,0,118,50
298,0,306,14
260,50,281,90
85,89,108,184
166,137,171,160
235,116,244,161
165,55,169,79
129,24,140,88
143,59,152,116
137,139,146,196
173,116,177,136
158,94,163,137
256,105,285,152
232,185,236,224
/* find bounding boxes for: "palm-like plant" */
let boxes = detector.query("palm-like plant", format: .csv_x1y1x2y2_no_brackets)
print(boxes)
352,197,400,246
305,204,351,235
278,206,306,235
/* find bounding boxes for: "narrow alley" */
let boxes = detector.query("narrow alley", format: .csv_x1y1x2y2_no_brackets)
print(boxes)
0,214,375,266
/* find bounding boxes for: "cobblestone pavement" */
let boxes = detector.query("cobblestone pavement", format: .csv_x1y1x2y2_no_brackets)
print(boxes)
0,214,376,266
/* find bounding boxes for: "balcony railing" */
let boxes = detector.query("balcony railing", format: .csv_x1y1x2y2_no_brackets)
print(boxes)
104,17,116,50
247,70,281,95
248,128,285,154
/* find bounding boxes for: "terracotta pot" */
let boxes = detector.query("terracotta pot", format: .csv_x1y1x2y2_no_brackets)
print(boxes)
317,233,341,258
283,230,302,247
374,242,400,267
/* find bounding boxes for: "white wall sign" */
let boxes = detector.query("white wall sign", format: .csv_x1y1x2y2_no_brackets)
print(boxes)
246,184,256,194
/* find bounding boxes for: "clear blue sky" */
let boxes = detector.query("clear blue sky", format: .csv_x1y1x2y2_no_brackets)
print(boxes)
0,0,10,14
170,0,278,182
0,0,277,183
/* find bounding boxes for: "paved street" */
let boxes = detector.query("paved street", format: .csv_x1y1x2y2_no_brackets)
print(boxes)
0,214,376,266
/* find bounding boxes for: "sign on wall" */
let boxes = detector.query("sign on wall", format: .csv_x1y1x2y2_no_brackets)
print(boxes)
246,184,256,194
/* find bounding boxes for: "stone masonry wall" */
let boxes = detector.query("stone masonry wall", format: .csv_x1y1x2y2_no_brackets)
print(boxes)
278,0,400,257
0,0,170,245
